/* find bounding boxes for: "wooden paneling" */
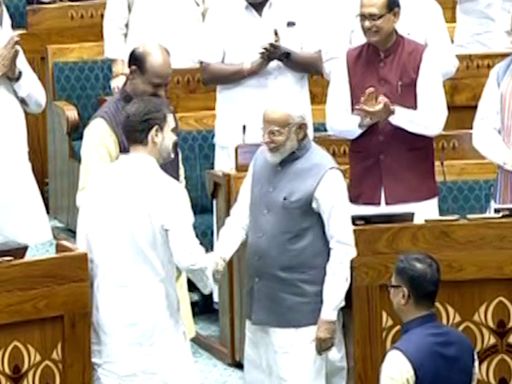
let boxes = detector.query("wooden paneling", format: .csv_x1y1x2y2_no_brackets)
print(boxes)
353,220,512,384
0,246,91,382
437,0,456,23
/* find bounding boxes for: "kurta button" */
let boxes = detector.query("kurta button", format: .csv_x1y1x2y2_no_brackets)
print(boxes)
380,154,385,160
263,209,269,214
269,187,274,192
379,61,384,67
378,135,384,142
255,278,260,283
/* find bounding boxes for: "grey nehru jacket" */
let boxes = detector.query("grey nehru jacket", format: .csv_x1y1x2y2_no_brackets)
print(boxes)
246,138,338,328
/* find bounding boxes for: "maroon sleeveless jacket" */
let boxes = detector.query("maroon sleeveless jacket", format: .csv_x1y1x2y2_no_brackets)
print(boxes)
347,34,437,205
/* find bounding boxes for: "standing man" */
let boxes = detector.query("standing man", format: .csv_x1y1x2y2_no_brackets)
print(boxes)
324,0,458,81
78,96,214,383
381,252,478,383
0,1,52,250
472,55,512,206
103,0,204,93
78,44,196,340
200,0,323,171
213,107,356,383
326,0,448,223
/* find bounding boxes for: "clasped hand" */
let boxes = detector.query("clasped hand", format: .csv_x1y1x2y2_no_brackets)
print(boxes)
0,34,20,80
212,255,227,285
354,87,394,125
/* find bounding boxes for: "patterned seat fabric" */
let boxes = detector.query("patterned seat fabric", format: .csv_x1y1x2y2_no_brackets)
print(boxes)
179,129,215,251
4,0,26,29
438,179,495,216
53,59,113,160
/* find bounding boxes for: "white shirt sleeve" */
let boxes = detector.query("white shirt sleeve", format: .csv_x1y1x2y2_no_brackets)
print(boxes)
10,48,46,114
379,349,415,384
214,166,253,261
388,46,448,138
325,56,366,139
163,185,214,294
472,63,512,169
427,1,459,80
103,0,130,60
312,168,356,321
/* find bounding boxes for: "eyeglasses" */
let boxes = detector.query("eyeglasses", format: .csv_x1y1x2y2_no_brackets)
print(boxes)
386,283,403,290
358,11,390,24
262,123,296,140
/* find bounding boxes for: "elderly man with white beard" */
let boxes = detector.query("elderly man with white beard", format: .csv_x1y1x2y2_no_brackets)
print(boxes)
212,107,357,383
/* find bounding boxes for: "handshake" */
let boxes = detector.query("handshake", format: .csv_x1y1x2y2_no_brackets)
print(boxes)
354,87,395,127
209,253,228,285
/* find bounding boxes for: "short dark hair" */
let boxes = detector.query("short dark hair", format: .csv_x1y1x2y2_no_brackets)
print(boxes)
387,0,401,12
122,96,171,146
394,252,440,308
128,47,148,74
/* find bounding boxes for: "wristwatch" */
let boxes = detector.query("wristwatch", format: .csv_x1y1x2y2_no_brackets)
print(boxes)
277,50,291,62
7,69,22,83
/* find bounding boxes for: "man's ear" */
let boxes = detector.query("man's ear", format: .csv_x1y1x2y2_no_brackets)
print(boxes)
296,122,308,140
148,124,162,144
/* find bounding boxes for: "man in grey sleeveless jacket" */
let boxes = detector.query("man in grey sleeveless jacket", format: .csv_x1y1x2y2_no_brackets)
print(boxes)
213,106,356,383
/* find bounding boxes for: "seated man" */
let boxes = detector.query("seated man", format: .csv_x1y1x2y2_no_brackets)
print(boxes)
213,106,356,383
77,44,196,339
78,96,215,383
381,252,478,384
326,0,448,223
472,54,512,206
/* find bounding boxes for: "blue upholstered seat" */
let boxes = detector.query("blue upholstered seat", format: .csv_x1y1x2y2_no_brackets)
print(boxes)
53,59,113,160
438,179,494,216
179,130,215,251
4,0,26,29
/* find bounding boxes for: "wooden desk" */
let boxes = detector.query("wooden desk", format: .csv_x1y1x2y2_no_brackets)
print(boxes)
353,219,512,384
0,241,91,382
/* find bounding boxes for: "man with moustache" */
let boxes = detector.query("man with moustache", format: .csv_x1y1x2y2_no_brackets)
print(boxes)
326,0,448,223
212,106,356,383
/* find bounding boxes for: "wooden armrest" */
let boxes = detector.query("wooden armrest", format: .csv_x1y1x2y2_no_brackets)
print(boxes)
56,240,78,254
54,100,80,135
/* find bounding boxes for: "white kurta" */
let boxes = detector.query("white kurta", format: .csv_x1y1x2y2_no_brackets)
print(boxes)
454,0,512,53
324,0,458,81
215,162,357,383
201,0,320,170
325,46,448,222
78,153,213,384
0,6,51,246
103,0,204,68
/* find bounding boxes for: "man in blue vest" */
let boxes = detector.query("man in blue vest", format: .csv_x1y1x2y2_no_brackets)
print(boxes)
381,252,478,383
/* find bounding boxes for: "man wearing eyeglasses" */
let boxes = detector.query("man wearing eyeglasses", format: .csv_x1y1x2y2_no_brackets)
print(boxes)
381,252,478,383
324,0,457,81
325,0,448,224
212,106,356,384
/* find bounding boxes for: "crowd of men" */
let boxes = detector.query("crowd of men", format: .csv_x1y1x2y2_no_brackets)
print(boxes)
2,0,512,382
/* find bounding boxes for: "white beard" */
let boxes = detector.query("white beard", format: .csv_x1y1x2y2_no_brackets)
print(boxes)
264,135,299,165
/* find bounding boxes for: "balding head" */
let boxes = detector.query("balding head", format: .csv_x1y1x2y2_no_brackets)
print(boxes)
125,44,172,99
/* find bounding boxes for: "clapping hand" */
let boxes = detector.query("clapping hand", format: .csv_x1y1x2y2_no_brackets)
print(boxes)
354,87,394,124
260,29,290,62
0,34,20,80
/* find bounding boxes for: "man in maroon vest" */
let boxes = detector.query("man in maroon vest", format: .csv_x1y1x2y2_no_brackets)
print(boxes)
325,0,448,223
